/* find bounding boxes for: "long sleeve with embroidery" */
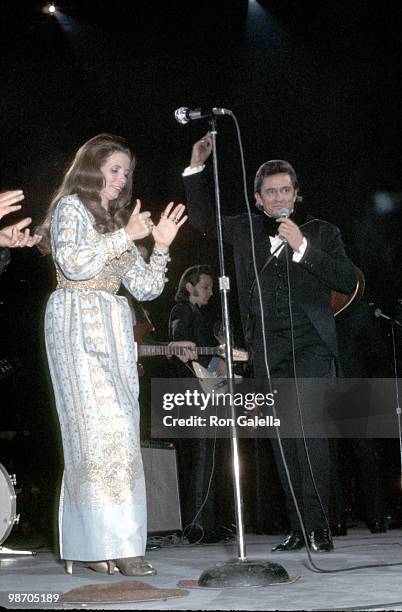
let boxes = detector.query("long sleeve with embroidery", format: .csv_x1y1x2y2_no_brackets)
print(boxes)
51,194,169,301
51,195,132,280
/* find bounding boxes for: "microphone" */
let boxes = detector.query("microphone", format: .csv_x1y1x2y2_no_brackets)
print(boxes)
374,308,390,321
275,208,290,244
374,308,402,327
174,107,232,124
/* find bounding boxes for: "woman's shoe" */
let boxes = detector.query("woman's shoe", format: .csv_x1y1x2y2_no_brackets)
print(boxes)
115,556,157,576
87,561,117,575
64,560,117,575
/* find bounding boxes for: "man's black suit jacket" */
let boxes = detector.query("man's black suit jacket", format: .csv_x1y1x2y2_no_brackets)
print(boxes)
183,170,357,360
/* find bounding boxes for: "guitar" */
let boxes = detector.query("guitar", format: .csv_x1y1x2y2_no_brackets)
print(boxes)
331,266,365,317
136,343,248,362
132,307,248,369
192,361,243,398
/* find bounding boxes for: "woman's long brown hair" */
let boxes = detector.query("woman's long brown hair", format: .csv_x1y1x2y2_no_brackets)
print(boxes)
36,133,135,254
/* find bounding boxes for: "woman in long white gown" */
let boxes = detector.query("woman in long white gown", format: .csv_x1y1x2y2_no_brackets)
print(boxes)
37,134,186,576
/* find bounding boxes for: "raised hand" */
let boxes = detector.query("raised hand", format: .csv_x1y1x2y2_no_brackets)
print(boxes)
126,199,154,241
190,132,213,168
0,190,25,221
152,203,187,252
0,217,42,248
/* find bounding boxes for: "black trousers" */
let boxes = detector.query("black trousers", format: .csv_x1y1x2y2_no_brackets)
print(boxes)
253,324,334,532
175,437,233,534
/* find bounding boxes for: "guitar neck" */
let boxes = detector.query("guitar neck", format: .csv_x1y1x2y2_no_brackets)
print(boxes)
138,344,217,358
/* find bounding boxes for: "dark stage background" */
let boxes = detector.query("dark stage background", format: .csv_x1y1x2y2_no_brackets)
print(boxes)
0,0,401,539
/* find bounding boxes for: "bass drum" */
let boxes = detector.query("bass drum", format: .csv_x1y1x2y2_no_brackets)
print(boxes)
0,463,18,545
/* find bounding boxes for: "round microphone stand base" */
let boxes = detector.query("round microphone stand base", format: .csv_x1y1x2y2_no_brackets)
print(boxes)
0,546,36,557
198,558,289,588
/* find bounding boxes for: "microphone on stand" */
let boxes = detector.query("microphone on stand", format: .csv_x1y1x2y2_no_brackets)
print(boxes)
374,308,391,321
174,106,233,124
374,308,402,327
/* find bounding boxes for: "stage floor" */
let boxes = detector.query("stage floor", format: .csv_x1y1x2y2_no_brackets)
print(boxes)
1,529,402,610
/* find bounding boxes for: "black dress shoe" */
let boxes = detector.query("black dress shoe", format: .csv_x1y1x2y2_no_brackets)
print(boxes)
308,529,334,552
368,520,386,534
272,531,305,551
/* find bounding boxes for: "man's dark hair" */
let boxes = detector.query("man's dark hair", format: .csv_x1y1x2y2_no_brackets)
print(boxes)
175,265,212,303
254,159,299,194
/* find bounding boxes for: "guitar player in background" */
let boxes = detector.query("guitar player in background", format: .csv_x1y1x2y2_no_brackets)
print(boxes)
169,264,235,543
182,134,358,552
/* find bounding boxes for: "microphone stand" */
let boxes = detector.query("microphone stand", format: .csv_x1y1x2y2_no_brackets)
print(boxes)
374,307,402,495
390,323,402,488
198,116,289,588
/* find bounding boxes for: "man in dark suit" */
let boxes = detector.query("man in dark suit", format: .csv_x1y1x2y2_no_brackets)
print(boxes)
181,133,357,552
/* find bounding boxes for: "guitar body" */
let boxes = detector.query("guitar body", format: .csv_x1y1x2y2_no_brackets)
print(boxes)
192,361,243,397
331,266,365,317
192,361,222,395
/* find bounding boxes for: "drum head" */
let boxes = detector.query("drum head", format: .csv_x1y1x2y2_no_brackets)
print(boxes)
0,463,17,545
